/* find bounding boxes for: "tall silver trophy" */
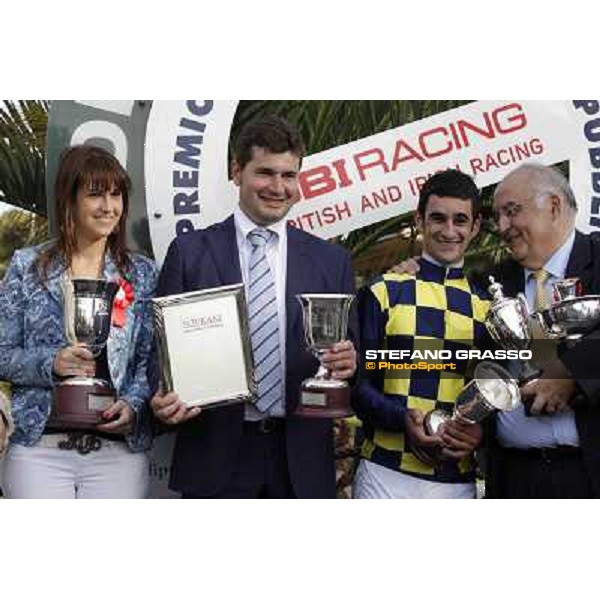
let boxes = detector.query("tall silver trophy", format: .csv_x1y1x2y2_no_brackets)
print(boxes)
533,277,600,342
420,361,520,464
485,276,539,383
296,293,354,418
49,278,119,429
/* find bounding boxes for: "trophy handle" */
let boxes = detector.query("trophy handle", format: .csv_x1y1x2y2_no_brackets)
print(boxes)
531,309,564,339
516,293,530,321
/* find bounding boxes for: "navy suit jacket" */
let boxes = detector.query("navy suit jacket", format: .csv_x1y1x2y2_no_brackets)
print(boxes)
482,231,600,497
154,215,357,498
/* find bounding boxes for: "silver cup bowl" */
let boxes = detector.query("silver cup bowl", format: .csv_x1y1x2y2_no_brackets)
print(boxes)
534,296,600,340
423,361,520,453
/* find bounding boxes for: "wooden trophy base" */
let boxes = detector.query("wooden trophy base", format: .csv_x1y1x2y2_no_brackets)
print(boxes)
294,381,354,419
49,378,116,429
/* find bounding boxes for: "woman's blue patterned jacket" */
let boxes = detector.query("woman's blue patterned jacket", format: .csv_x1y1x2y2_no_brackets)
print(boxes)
0,242,158,451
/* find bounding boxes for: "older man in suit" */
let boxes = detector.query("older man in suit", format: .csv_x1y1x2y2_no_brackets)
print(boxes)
150,115,357,498
486,162,600,498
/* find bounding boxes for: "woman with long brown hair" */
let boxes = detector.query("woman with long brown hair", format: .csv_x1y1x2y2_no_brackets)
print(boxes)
0,145,157,498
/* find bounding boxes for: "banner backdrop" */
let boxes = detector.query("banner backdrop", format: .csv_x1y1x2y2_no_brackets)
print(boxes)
43,99,600,497
48,100,600,264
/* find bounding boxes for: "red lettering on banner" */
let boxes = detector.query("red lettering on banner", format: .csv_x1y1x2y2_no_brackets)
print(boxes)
407,167,462,196
471,158,484,174
332,159,353,187
288,201,353,232
298,165,337,199
361,186,403,212
354,148,389,181
419,127,453,158
497,149,511,166
457,112,495,146
469,138,544,174
408,175,430,195
493,103,527,133
298,159,353,200
390,139,425,168
296,103,529,205
448,123,463,149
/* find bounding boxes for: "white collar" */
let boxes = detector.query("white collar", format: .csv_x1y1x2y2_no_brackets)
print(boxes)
234,204,287,241
422,252,464,269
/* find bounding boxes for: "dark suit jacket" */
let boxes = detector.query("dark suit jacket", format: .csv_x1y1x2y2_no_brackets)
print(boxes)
153,216,357,498
483,230,600,497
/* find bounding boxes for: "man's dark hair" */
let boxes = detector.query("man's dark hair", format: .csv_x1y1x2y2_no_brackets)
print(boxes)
234,115,305,170
417,169,481,217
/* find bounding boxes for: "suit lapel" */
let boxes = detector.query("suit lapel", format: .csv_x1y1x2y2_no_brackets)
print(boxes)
205,215,243,285
500,259,526,295
285,226,314,336
566,231,592,291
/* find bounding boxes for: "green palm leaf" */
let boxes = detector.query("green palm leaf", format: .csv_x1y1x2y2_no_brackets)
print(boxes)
0,100,49,215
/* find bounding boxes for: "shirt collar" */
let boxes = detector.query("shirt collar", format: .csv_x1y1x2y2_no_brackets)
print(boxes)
234,204,287,242
524,229,576,281
421,252,464,269
420,254,465,281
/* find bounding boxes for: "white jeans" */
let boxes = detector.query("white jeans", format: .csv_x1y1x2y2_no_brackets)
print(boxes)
2,435,149,499
352,459,475,499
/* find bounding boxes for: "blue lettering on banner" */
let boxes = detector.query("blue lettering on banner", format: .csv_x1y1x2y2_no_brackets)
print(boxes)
172,101,215,235
573,101,600,228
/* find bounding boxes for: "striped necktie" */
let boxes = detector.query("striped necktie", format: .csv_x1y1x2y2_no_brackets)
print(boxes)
247,228,283,415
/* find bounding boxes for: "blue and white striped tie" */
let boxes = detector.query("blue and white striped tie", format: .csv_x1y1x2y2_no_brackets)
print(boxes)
248,228,283,415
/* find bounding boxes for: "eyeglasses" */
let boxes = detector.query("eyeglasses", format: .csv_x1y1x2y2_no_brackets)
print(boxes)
491,192,551,225
491,202,525,224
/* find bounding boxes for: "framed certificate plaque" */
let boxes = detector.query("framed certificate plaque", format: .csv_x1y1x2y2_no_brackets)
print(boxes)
152,284,256,408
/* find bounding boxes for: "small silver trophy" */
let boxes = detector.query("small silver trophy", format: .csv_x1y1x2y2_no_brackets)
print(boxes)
485,276,539,383
49,278,119,429
296,293,354,418
425,361,520,434
419,361,520,465
533,277,600,342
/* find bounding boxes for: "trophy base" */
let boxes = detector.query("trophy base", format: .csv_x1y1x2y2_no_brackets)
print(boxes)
49,378,116,429
294,380,354,419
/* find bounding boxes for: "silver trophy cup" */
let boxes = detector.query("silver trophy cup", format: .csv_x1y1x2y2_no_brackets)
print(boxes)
533,277,600,342
485,276,539,383
49,278,119,429
420,361,520,465
425,362,521,434
296,293,354,418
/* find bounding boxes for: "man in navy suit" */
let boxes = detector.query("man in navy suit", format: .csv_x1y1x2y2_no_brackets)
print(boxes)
150,115,357,498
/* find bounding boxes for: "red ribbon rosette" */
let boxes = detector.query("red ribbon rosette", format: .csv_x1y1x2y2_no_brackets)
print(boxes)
112,277,135,328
